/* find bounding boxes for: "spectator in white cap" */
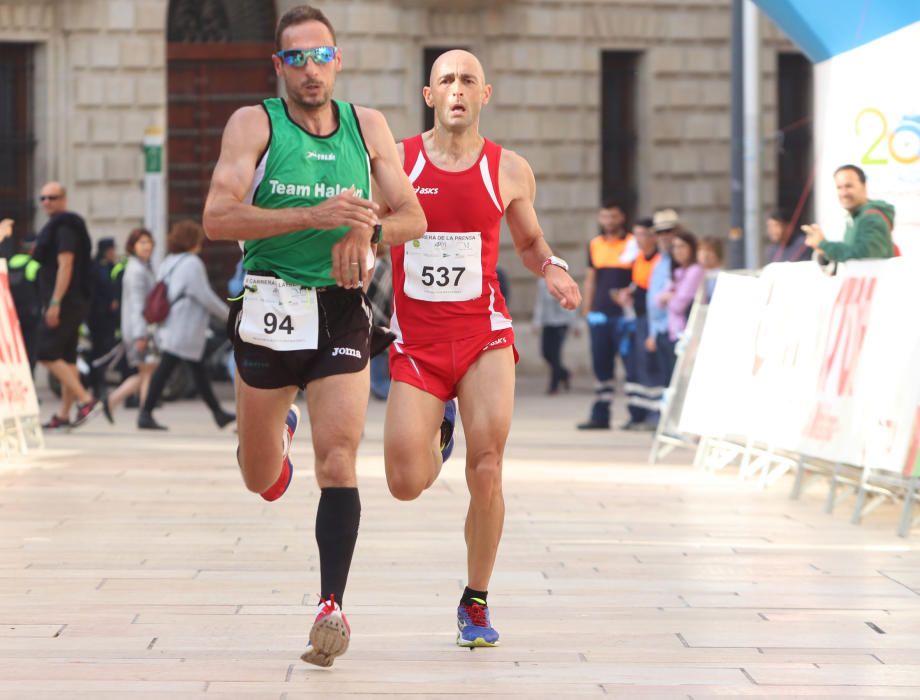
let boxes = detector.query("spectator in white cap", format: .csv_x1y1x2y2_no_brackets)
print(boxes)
645,208,680,385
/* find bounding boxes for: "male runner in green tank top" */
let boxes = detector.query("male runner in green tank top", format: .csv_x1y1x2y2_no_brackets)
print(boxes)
203,5,425,668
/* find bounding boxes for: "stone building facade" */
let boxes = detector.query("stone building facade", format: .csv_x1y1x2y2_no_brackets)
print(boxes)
0,0,801,318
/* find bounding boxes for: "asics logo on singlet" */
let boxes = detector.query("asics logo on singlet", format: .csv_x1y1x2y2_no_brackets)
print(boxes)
306,151,336,161
415,186,439,195
332,346,362,359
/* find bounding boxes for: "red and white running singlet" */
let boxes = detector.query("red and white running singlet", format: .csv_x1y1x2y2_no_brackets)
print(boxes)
390,134,512,344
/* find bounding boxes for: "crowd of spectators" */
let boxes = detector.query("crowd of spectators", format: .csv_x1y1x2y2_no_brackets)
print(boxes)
562,163,897,432
1,183,237,432
573,205,707,431
0,164,899,437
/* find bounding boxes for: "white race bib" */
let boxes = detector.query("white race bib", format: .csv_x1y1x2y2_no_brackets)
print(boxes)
238,274,318,351
403,231,482,302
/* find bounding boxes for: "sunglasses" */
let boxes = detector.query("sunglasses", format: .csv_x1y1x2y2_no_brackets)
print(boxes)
39,195,61,201
276,46,337,67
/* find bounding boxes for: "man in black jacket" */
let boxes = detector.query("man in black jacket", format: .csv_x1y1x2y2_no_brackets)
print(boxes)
31,182,101,429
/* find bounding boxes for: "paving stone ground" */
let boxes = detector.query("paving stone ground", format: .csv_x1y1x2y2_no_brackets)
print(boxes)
2,377,919,698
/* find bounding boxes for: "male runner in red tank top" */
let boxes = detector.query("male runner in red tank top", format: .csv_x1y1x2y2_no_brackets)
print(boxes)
381,50,581,647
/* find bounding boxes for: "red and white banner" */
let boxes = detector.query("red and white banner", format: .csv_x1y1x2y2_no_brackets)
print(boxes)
0,259,40,422
679,259,920,476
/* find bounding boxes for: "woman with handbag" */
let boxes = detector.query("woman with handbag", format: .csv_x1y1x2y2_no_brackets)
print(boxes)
138,220,235,431
101,228,159,421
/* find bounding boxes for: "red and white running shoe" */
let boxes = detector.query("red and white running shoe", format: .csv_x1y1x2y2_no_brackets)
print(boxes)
300,595,350,667
260,404,299,502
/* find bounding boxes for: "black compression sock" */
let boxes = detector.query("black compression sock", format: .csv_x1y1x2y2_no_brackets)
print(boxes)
461,586,488,607
316,487,361,608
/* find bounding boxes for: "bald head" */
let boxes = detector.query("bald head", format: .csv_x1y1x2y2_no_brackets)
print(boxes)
39,181,67,216
424,50,491,134
429,49,486,87
42,181,66,197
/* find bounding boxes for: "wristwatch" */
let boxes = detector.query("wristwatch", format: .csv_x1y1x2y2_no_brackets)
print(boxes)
371,223,383,244
541,255,569,275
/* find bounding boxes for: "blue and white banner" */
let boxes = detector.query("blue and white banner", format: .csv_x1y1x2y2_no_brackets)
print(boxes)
813,21,920,256
755,2,920,255
753,1,920,63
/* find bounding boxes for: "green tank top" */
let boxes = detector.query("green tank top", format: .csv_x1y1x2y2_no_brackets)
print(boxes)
244,98,371,288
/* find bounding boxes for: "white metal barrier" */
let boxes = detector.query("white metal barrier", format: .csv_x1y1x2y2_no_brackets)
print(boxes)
652,260,920,537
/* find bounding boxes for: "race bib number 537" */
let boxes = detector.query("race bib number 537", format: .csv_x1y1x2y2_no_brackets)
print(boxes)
403,231,482,302
238,274,318,351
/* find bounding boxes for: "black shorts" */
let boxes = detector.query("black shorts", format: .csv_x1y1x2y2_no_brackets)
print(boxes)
229,283,372,390
36,298,87,364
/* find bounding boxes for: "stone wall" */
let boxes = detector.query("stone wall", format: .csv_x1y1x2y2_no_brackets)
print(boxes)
303,0,796,317
1,0,168,242
2,0,797,320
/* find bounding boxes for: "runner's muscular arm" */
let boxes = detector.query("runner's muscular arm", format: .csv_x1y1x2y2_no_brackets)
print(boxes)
369,141,404,218
203,106,379,242
501,150,581,310
329,108,426,288
356,107,426,246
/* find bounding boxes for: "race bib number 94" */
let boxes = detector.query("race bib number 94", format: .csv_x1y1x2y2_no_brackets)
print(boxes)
238,274,318,351
403,231,483,302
